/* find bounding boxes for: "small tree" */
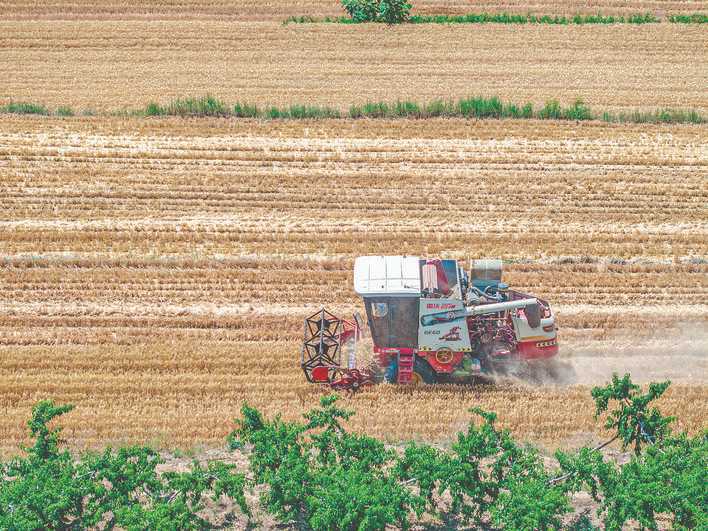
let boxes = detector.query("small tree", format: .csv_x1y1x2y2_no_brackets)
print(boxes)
379,0,412,24
341,0,412,23
341,0,379,22
0,400,249,529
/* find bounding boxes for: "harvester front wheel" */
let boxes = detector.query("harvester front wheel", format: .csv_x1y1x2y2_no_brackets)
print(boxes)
384,357,437,385
412,357,436,385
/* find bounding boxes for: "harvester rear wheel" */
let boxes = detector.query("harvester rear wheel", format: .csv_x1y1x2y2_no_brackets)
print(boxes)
526,303,542,328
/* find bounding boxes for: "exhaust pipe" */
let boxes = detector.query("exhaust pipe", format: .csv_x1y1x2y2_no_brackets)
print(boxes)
420,298,538,326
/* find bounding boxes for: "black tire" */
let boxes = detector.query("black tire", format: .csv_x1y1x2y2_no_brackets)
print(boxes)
526,303,542,329
385,357,437,384
413,357,437,384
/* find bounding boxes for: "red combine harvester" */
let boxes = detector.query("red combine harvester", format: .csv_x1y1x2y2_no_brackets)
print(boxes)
301,256,558,392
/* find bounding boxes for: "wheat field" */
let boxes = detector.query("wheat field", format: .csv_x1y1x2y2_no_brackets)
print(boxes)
0,115,706,454
1,0,707,456
1,22,706,112
0,0,706,20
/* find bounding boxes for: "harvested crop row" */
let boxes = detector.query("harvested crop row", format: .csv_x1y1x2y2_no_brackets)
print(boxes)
0,0,704,20
0,115,705,454
1,263,706,308
0,341,705,457
1,22,706,112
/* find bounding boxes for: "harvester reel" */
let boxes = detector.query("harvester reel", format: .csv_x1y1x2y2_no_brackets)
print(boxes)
301,308,343,383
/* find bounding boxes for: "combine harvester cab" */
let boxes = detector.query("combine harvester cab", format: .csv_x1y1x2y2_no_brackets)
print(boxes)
301,256,558,389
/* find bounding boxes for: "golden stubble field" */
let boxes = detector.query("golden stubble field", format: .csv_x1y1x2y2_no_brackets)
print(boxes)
0,22,706,113
0,115,706,455
1,0,706,19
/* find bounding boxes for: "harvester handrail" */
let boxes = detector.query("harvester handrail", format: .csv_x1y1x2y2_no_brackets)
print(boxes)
465,297,538,316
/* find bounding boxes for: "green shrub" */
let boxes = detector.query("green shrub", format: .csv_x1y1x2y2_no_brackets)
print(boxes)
341,0,411,23
0,375,705,529
144,102,163,116
503,103,521,118
669,13,708,23
0,400,248,529
613,108,705,124
266,106,286,119
555,374,707,529
55,106,74,117
378,0,412,24
348,104,364,118
233,102,259,117
283,15,317,24
360,101,390,117
0,102,49,115
563,99,593,120
538,99,563,119
458,96,503,118
425,99,454,116
393,100,421,117
231,395,423,530
287,104,341,118
402,11,658,24
627,12,658,23
169,95,227,116
341,0,379,22
4,95,704,125
144,95,227,117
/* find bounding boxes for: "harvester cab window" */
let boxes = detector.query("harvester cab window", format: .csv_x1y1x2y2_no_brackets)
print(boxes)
364,297,418,349
470,259,503,290
372,302,388,318
419,259,462,299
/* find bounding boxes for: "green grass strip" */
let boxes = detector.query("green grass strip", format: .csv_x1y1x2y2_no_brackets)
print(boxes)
669,14,708,23
1,95,705,124
0,102,50,115
284,12,661,24
145,95,228,117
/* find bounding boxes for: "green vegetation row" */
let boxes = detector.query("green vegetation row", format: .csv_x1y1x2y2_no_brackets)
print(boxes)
287,0,707,24
669,14,708,23
3,95,705,124
285,12,671,25
0,102,75,116
0,374,706,530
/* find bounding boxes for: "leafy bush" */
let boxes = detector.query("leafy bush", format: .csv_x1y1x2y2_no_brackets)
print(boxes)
342,0,379,22
0,400,248,529
0,375,705,529
395,407,571,528
563,99,592,120
556,375,707,530
230,395,423,530
341,0,411,23
378,0,412,24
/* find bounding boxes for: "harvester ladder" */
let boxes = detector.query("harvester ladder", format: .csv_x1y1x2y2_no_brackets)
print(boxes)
397,351,414,384
346,332,357,369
